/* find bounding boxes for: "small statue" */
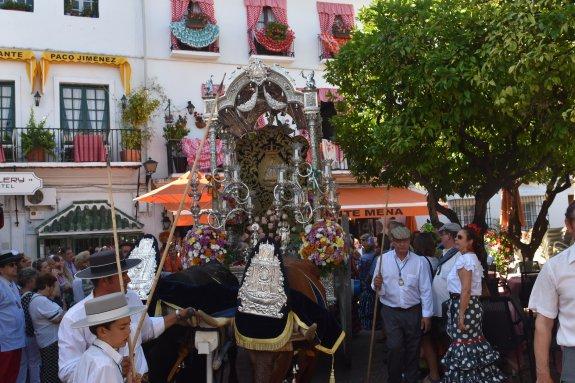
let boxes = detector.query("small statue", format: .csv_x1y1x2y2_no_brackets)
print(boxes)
300,70,316,90
205,75,214,96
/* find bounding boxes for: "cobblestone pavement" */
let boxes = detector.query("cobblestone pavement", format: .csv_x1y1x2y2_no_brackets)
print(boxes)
311,330,388,383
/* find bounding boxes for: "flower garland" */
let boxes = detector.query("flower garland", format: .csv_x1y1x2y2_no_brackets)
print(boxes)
485,227,514,275
183,225,228,266
254,28,295,53
299,219,346,273
170,19,219,48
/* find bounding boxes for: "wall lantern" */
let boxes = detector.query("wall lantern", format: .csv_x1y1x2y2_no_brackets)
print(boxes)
187,101,195,115
34,91,41,107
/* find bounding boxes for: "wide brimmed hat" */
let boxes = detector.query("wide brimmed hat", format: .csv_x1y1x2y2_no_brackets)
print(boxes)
75,249,141,280
0,250,23,267
72,292,145,328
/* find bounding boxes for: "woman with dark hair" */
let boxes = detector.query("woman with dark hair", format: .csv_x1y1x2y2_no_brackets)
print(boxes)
441,225,504,382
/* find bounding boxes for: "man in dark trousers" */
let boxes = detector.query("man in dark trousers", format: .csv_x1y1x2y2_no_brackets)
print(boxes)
372,225,433,383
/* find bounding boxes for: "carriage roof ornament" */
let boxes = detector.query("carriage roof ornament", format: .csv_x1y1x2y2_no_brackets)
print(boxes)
127,237,159,300
237,241,287,319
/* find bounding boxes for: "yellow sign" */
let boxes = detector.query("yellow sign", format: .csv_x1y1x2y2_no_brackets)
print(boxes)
0,49,37,91
40,51,131,93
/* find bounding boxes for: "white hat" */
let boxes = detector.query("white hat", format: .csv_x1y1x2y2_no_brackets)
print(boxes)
72,292,145,328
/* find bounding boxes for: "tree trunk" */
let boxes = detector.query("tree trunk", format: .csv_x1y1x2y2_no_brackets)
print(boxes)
426,191,441,227
434,201,460,225
505,175,571,261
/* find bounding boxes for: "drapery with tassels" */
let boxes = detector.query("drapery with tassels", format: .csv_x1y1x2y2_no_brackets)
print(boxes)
171,0,218,49
317,2,354,56
244,0,290,53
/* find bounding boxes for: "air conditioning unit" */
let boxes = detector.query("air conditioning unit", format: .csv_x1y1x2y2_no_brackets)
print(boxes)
25,188,57,208
28,208,51,220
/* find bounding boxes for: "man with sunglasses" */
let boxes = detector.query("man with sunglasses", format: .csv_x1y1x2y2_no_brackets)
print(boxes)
529,202,575,383
0,250,26,383
372,225,433,383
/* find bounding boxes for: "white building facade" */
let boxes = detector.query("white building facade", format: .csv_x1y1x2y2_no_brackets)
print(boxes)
0,0,571,258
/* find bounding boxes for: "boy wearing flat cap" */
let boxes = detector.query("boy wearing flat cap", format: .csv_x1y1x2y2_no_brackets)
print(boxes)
0,250,25,383
372,225,433,383
72,292,145,383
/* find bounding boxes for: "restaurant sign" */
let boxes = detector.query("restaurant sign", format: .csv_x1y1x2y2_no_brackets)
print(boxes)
343,207,405,218
0,172,43,195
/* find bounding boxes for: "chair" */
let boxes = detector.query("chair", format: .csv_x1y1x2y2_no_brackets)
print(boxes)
482,296,535,382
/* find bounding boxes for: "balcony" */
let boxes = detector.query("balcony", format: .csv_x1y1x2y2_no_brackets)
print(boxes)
0,127,140,165
318,34,350,63
249,31,295,64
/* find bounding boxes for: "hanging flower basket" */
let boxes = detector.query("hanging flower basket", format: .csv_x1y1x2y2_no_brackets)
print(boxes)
299,219,347,275
170,18,220,48
186,12,208,29
255,27,295,53
183,225,229,266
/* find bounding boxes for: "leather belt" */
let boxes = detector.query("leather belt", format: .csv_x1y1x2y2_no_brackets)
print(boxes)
384,303,421,312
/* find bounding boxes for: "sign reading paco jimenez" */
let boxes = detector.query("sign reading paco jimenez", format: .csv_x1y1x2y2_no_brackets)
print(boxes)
0,172,43,195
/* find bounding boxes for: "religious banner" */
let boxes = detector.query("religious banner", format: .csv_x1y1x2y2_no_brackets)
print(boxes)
40,51,131,93
0,48,37,91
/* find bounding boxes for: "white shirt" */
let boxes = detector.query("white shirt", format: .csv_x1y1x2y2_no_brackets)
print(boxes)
431,250,460,317
73,339,124,383
446,252,484,296
58,289,165,383
371,250,433,317
29,294,63,348
529,244,575,347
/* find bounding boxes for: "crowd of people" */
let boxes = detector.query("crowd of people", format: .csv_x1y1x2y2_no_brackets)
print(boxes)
0,243,194,383
351,221,505,383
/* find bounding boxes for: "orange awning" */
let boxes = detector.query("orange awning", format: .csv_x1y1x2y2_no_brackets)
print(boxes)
135,171,211,205
173,211,210,227
339,187,431,219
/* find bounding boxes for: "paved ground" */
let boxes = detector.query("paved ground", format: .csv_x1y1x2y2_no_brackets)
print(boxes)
311,330,387,383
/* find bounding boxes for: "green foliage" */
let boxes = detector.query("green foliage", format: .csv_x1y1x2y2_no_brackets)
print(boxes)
21,109,55,155
121,83,164,148
163,115,189,141
265,22,288,41
326,0,575,228
0,0,32,11
121,128,147,150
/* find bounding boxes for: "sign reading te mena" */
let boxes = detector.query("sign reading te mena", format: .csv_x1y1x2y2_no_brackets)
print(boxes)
0,172,43,195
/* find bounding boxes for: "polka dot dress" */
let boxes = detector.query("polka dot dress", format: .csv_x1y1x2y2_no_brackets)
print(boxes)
441,296,505,382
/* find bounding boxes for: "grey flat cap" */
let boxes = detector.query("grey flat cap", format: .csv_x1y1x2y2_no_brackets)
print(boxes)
72,292,145,328
390,225,411,240
438,222,462,234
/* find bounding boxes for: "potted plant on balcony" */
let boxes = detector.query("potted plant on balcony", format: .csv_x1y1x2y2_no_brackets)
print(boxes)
265,21,288,41
163,115,189,173
120,84,163,162
21,109,55,162
0,0,33,11
186,12,207,29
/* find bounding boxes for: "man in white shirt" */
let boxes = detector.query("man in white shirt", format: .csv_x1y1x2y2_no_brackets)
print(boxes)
529,203,575,383
372,225,433,383
432,222,461,319
58,250,192,383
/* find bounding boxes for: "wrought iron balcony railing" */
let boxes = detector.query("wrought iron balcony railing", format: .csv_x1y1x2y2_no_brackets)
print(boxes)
0,127,138,163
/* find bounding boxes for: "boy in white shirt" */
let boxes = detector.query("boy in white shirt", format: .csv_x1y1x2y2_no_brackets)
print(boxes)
71,292,145,383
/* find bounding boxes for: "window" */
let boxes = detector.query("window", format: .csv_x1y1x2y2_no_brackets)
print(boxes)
60,84,109,133
187,1,201,14
256,6,276,30
0,0,33,11
449,198,493,227
521,196,544,230
0,82,15,132
64,0,98,17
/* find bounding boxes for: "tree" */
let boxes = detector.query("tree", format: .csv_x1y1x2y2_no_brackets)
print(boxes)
325,0,575,260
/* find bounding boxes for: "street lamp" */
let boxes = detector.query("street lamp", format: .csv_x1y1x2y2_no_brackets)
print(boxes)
186,101,195,115
34,91,41,107
142,157,158,186
161,210,171,231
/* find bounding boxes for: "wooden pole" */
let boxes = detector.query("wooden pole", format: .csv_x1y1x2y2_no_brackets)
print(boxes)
105,148,136,380
130,74,226,361
365,185,391,383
